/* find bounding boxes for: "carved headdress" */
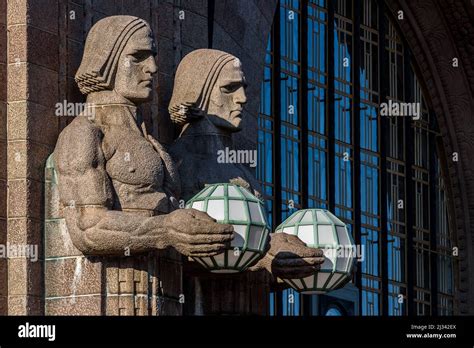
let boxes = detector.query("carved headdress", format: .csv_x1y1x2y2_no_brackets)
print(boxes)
168,49,237,126
75,16,149,94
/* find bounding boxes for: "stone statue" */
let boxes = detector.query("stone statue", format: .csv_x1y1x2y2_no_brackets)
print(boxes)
169,49,325,307
54,16,234,259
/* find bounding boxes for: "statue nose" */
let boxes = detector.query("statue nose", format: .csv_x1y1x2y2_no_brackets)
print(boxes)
235,88,247,105
144,56,158,74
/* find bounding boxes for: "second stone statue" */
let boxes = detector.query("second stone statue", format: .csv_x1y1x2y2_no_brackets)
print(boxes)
168,48,326,314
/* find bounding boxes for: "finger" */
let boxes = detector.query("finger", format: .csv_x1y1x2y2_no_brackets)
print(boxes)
174,242,227,257
272,266,319,279
272,232,295,242
187,220,235,235
182,210,235,234
175,232,234,245
273,256,325,267
271,232,317,250
272,248,324,259
188,251,223,258
282,233,308,245
186,209,217,222
188,243,228,253
176,243,227,256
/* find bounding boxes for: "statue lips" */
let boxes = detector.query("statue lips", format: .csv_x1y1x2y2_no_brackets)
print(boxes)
230,109,242,119
141,79,153,87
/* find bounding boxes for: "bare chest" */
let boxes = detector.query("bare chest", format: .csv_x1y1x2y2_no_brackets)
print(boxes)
102,127,168,212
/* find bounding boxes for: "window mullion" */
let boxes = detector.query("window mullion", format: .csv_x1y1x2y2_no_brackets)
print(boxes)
272,4,283,317
300,0,312,317
352,0,363,312
300,0,309,210
429,110,439,315
327,0,336,213
403,39,416,317
378,0,390,317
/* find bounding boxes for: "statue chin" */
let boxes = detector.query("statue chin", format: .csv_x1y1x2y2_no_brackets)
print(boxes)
124,93,153,105
207,114,242,133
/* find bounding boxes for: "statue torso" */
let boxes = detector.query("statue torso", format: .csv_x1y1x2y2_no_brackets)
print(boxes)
170,124,260,202
101,118,168,214
65,106,169,214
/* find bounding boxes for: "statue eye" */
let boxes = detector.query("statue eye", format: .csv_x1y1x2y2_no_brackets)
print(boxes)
221,83,240,94
132,50,152,62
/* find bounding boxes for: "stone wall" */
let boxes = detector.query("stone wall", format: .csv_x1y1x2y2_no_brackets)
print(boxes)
0,0,7,315
1,0,277,315
6,0,55,315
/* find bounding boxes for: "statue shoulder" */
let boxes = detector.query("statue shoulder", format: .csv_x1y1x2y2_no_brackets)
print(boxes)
54,117,105,174
57,116,102,144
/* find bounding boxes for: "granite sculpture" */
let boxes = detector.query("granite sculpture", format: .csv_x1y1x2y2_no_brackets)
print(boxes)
169,49,325,280
54,16,234,258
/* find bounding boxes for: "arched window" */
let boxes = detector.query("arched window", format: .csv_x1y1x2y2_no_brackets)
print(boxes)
258,0,457,316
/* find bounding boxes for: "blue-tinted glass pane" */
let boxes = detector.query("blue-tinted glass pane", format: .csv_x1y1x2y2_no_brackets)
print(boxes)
281,74,299,125
308,85,325,134
280,3,299,74
334,144,352,208
308,135,327,205
308,1,327,85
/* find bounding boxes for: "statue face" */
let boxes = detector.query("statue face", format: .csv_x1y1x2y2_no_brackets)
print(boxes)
114,27,157,104
207,59,247,132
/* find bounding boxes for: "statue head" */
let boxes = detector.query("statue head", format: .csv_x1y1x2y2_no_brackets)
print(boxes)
75,16,157,104
169,49,247,132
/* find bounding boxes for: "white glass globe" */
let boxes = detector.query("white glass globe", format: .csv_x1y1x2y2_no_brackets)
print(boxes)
275,209,356,294
186,183,270,273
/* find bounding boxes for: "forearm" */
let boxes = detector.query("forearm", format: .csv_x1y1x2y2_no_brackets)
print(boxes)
64,207,169,256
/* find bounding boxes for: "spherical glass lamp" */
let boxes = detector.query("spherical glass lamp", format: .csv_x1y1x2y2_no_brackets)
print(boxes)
186,183,270,273
275,209,356,294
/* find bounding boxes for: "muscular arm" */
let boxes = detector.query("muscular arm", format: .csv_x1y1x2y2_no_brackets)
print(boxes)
54,118,233,256
62,207,169,256
54,118,166,255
